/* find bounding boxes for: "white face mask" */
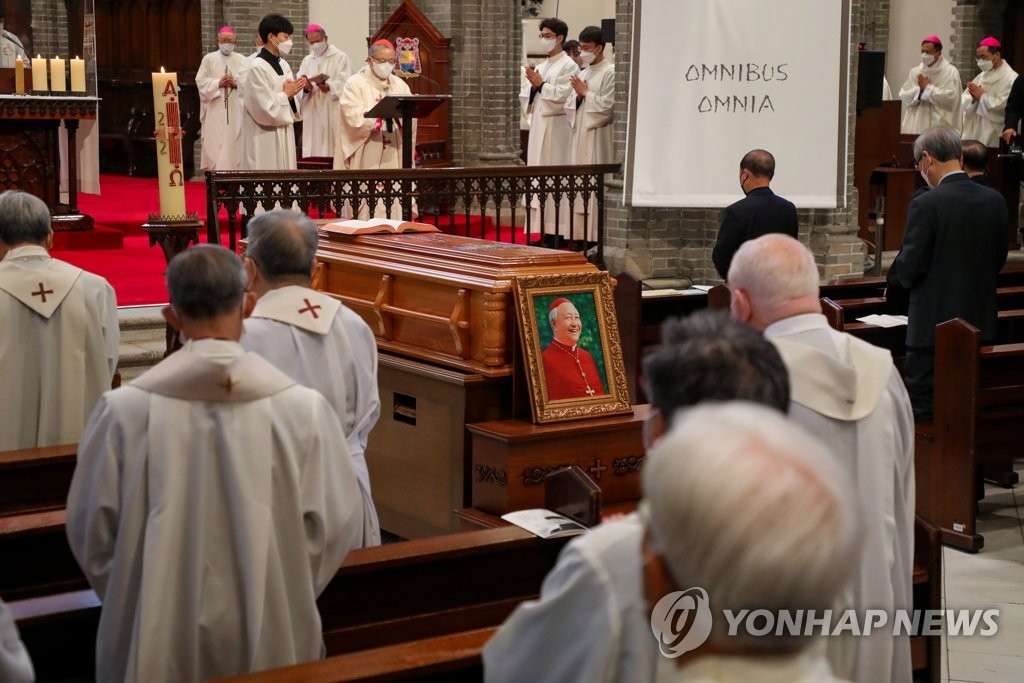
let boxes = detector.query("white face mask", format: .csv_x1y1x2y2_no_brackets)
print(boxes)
579,50,596,66
276,37,293,56
977,58,994,72
920,52,934,66
372,60,394,79
919,167,932,189
219,43,235,56
311,41,327,57
539,37,556,53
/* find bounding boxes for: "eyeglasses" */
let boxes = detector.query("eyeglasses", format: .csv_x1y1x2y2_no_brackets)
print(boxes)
913,152,927,169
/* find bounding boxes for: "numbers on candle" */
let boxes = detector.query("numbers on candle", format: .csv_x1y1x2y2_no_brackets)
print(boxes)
157,111,165,126
159,139,167,155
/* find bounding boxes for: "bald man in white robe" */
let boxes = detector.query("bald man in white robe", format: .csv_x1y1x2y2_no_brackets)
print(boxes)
0,191,118,451
729,234,915,683
241,211,381,546
196,27,246,171
66,245,363,683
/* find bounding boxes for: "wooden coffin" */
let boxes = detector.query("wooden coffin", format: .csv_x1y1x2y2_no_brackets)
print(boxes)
315,232,598,377
468,405,650,515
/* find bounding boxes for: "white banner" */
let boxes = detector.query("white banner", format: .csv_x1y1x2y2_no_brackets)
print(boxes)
627,0,849,208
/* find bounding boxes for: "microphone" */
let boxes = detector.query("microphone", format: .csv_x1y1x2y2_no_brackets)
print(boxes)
409,70,445,96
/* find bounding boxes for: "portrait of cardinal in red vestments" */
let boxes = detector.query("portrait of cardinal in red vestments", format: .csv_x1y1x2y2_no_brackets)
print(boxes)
541,297,607,400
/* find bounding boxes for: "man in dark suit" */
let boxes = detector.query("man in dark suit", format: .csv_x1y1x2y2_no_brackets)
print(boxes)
712,149,799,279
1000,73,1023,145
887,126,1008,421
961,138,994,188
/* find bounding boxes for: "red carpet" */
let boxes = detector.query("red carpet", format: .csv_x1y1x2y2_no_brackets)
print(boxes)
50,174,527,306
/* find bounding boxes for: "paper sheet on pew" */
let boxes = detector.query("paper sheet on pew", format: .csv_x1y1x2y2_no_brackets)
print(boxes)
856,314,909,328
501,509,589,539
641,288,707,298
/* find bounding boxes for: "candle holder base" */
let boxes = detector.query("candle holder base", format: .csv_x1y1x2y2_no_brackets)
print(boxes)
31,90,49,97
142,213,202,356
69,90,87,97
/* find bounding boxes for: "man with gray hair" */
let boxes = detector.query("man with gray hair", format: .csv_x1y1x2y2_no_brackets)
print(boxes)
887,125,1007,421
484,311,790,683
0,190,118,450
729,233,915,683
643,402,857,682
241,209,382,546
67,244,364,683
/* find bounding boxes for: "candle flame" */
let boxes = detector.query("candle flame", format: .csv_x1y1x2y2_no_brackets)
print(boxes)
160,67,165,73
36,55,41,59
75,56,80,60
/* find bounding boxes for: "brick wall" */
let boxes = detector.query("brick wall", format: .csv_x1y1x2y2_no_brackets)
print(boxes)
856,0,891,52
29,0,70,60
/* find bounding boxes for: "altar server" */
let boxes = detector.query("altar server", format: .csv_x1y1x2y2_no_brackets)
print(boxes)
239,13,307,171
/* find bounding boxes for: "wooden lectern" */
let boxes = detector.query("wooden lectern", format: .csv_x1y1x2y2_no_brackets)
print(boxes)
364,94,451,170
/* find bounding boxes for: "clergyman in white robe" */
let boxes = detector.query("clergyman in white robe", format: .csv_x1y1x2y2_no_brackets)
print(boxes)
962,60,1019,147
898,54,962,134
520,50,577,233
334,64,415,220
66,338,364,683
242,285,382,547
483,514,657,683
0,598,34,683
566,57,614,242
196,43,246,171
297,39,351,158
239,50,300,171
766,313,915,683
0,244,118,450
0,27,26,68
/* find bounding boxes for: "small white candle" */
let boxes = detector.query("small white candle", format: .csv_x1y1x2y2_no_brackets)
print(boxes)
70,56,86,92
49,56,66,92
31,55,47,91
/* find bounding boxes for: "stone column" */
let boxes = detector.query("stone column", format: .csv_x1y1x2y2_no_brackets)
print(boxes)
604,0,865,282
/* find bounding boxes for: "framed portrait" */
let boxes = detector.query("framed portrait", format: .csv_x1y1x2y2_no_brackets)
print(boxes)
512,272,632,424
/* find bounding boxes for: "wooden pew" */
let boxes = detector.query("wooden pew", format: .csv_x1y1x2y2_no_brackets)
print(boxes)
913,516,942,683
914,319,1024,552
8,526,570,682
0,444,76,516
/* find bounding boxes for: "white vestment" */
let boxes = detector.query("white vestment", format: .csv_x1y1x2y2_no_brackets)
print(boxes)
297,44,351,158
242,286,381,547
765,314,915,683
334,66,415,220
0,246,118,451
196,49,246,171
0,30,27,67
565,58,615,241
962,62,1019,146
898,56,963,134
484,514,657,683
239,51,299,171
66,339,363,683
218,50,262,170
654,649,851,683
0,598,33,683
519,51,577,232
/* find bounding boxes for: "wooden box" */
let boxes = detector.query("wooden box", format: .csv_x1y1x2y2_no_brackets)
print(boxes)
467,406,650,515
316,232,598,377
367,353,512,539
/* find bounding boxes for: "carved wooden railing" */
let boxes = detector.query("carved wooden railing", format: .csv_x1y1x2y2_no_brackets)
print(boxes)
205,164,620,266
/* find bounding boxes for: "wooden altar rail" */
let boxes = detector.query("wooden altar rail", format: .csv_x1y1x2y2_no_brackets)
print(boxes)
205,164,621,265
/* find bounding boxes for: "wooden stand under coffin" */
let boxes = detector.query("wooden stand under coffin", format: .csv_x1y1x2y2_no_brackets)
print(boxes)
315,231,599,377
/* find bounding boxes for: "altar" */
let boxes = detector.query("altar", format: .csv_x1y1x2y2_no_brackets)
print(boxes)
0,95,98,231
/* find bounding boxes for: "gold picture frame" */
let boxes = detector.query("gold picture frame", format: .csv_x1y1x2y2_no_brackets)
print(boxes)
512,272,632,424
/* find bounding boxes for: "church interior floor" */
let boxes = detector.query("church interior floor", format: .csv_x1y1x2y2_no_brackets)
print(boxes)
942,459,1024,682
